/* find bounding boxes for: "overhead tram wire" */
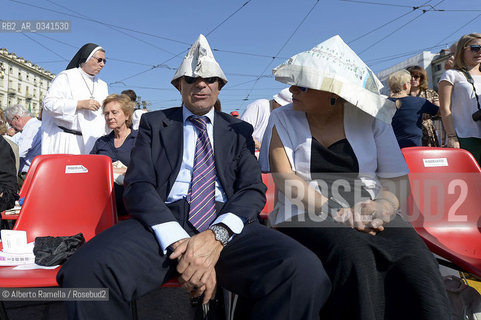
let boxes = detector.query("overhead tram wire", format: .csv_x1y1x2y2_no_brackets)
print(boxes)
45,0,176,55
205,0,253,37
347,10,415,44
434,13,481,46
339,0,413,8
20,33,68,62
366,44,448,65
30,33,165,68
347,0,434,44
213,48,288,60
357,0,446,55
9,0,190,46
111,0,252,84
243,0,320,102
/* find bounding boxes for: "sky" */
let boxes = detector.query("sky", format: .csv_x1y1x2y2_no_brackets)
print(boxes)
1,0,480,115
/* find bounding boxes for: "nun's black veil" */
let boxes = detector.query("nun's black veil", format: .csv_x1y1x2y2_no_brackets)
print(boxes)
66,43,101,70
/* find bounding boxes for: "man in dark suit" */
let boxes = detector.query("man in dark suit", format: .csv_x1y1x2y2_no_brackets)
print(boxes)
58,34,330,320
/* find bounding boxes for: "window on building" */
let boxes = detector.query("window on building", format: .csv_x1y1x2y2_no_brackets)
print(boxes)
18,71,22,80
26,74,29,81
17,83,21,93
33,88,37,97
434,64,441,72
9,67,13,74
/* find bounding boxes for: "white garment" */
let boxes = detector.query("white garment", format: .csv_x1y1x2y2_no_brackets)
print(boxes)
41,67,108,154
131,109,147,131
258,103,409,225
439,69,481,139
240,99,271,144
17,117,42,173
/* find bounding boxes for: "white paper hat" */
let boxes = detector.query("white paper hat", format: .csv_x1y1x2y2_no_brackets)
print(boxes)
272,35,395,123
273,88,292,106
171,34,228,90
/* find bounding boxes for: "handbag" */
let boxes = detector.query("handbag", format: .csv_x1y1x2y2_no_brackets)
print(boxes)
33,233,85,266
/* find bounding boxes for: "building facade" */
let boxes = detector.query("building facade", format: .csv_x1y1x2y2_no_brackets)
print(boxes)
0,48,55,117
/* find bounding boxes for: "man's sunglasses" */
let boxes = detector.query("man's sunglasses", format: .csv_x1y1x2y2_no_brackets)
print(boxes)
468,44,481,53
92,57,107,64
183,76,219,84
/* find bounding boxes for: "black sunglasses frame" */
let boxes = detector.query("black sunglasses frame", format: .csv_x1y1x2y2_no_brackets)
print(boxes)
92,57,107,64
468,44,481,53
183,76,219,84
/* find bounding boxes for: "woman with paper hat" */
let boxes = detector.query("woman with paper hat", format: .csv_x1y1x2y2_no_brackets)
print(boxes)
259,35,449,319
42,43,108,154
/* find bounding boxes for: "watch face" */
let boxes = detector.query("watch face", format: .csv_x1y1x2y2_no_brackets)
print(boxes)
211,225,228,245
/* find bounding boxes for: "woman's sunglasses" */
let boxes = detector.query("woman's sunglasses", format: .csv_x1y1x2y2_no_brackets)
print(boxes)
92,57,107,64
468,44,481,53
183,76,218,84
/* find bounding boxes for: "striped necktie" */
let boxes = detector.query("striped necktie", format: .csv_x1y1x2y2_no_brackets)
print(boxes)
187,116,217,232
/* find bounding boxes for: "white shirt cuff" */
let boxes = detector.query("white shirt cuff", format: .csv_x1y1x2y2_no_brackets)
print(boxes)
211,213,244,234
152,221,190,254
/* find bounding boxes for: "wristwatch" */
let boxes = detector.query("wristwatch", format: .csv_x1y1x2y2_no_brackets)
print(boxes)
209,224,230,247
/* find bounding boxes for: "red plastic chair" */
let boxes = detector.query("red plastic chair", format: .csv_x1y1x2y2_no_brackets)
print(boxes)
401,147,481,277
0,155,117,291
259,173,276,220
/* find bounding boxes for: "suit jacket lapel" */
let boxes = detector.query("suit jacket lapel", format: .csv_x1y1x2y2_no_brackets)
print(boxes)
213,112,233,190
160,108,184,191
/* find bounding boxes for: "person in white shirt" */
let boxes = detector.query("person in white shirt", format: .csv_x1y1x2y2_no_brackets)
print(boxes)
439,33,481,165
42,43,108,154
240,88,292,150
4,104,41,176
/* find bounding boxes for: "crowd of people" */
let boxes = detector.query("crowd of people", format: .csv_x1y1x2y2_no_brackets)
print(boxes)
0,32,480,319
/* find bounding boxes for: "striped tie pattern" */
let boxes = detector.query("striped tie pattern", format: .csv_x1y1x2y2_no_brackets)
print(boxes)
187,116,217,232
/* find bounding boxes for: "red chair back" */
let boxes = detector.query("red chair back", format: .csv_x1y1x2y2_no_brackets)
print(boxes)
14,155,117,242
401,147,481,277
19,154,69,198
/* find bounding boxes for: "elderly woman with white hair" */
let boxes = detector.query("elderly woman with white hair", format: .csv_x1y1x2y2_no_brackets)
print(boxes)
42,43,108,154
387,69,439,148
259,35,449,320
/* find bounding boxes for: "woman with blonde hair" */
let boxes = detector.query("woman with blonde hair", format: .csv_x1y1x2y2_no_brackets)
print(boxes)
90,93,137,216
439,33,481,165
388,69,439,148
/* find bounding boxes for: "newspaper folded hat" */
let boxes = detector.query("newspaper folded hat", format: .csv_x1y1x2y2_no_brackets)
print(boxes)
171,34,228,90
272,35,395,123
